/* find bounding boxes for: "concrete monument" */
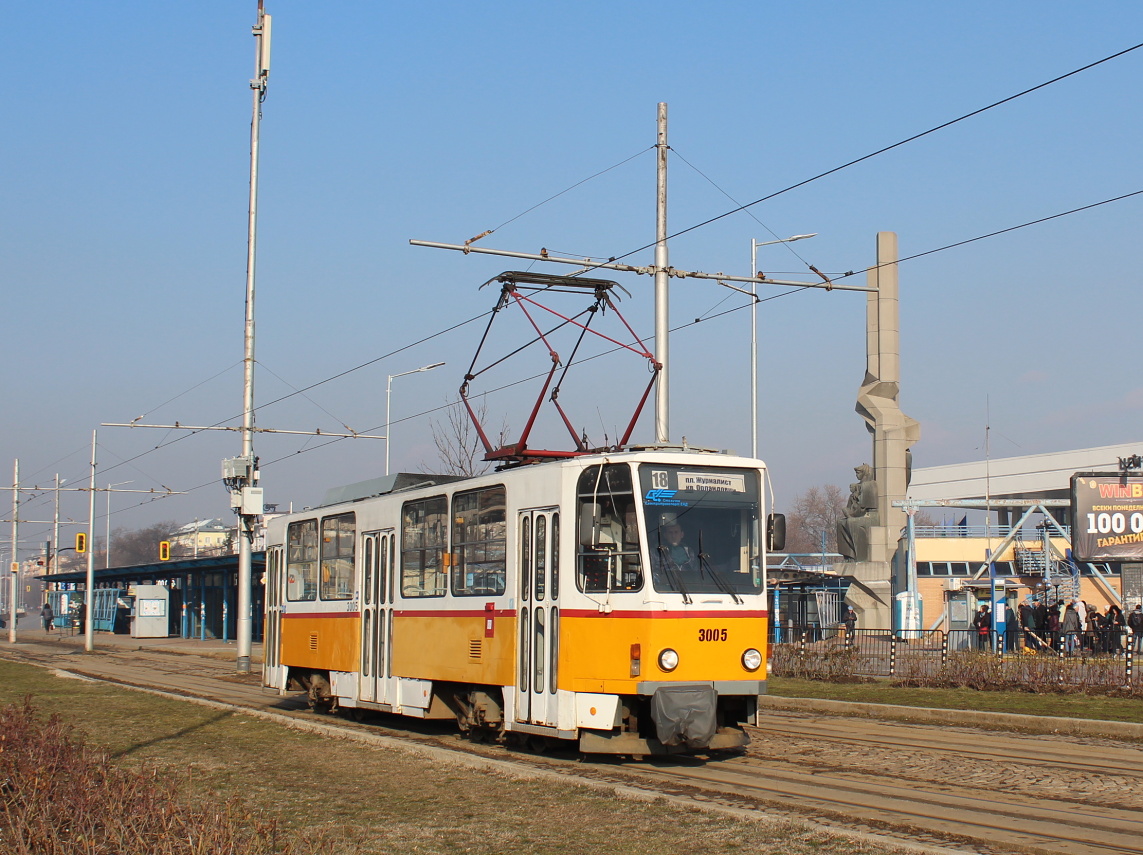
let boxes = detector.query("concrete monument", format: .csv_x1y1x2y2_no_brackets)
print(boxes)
842,232,920,628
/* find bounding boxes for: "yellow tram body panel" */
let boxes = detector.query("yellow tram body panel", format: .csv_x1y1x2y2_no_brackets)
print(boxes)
390,610,516,686
559,611,768,693
281,613,359,673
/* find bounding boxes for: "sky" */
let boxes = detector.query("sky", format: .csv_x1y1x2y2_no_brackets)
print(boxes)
3,1,1142,557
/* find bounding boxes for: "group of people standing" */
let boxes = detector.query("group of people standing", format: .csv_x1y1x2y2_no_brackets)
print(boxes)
972,598,1143,654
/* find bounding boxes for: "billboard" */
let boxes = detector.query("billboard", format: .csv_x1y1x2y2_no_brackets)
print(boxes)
1071,473,1143,562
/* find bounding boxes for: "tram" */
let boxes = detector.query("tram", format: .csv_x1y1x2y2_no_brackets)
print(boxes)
262,447,781,754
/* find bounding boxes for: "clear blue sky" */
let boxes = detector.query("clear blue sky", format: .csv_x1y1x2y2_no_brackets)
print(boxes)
3,1,1141,553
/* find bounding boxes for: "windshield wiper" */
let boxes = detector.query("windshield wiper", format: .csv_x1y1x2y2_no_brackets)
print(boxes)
697,530,742,605
655,533,691,604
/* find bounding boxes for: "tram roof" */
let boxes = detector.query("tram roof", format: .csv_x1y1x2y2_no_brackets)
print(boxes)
318,472,466,508
39,552,265,586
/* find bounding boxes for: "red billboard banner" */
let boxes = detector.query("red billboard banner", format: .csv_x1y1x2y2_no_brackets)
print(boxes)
1071,473,1143,562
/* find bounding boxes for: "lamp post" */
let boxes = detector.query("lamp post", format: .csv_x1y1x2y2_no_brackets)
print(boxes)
748,234,817,458
52,474,65,575
385,362,445,476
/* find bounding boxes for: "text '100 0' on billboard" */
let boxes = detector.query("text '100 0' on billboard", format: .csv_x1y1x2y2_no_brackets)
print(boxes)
1071,473,1143,562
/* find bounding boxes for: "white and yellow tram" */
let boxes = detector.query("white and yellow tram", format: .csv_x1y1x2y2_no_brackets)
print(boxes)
262,448,780,754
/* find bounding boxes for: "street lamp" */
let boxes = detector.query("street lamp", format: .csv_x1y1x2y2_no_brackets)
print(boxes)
385,362,446,476
748,234,817,458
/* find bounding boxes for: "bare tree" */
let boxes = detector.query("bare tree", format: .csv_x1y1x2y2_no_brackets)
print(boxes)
110,521,181,565
783,485,847,555
423,398,509,478
782,485,937,555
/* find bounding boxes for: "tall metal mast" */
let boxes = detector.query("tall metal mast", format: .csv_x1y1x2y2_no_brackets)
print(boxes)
8,459,17,644
234,1,271,674
654,103,670,443
84,430,97,652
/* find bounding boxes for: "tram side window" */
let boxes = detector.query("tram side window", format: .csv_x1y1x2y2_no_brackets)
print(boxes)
451,486,507,596
286,519,318,601
320,513,355,600
402,495,448,597
576,464,643,593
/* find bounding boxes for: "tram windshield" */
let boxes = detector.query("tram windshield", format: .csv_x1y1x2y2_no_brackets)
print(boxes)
639,464,763,597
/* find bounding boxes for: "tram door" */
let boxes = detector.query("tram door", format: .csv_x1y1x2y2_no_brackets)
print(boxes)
516,508,560,728
359,530,395,704
263,545,286,689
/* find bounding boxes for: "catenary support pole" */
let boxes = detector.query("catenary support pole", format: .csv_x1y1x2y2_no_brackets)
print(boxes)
236,1,270,674
9,460,18,643
654,102,669,444
84,430,97,652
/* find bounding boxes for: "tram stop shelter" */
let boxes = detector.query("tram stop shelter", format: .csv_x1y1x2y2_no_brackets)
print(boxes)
39,553,265,641
901,442,1137,632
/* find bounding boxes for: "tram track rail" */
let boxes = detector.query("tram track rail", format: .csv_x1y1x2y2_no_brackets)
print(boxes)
3,642,1143,855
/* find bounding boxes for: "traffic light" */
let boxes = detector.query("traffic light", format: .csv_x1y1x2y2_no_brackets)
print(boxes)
159,541,170,561
75,532,87,553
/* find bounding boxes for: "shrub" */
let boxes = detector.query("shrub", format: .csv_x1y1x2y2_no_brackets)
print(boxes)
0,697,330,855
771,643,871,683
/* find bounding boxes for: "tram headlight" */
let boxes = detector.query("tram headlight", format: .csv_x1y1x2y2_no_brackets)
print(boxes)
741,648,762,672
657,648,679,672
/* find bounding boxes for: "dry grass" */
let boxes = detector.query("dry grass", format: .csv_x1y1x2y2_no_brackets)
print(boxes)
0,660,914,854
769,675,1143,722
0,697,329,855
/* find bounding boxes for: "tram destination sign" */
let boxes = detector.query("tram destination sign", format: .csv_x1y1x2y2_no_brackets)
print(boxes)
1071,473,1143,562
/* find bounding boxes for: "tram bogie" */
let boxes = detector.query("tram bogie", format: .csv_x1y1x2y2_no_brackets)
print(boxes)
262,449,777,755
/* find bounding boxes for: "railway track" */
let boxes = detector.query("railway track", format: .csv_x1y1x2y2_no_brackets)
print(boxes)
4,642,1142,855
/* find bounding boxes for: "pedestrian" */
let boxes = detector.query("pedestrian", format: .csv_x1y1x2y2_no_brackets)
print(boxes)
1062,602,1081,654
1104,604,1125,654
1004,601,1018,652
1020,599,1042,651
972,604,991,650
1046,604,1061,651
41,601,54,633
1128,604,1143,653
842,604,857,643
1085,605,1102,653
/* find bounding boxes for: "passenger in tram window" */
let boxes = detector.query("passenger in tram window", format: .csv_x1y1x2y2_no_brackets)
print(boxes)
659,521,696,571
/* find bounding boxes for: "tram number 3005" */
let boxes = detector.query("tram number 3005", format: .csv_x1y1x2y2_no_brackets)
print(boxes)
698,628,728,642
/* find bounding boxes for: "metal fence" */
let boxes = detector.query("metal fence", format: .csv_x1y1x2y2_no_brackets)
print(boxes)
770,625,1143,690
